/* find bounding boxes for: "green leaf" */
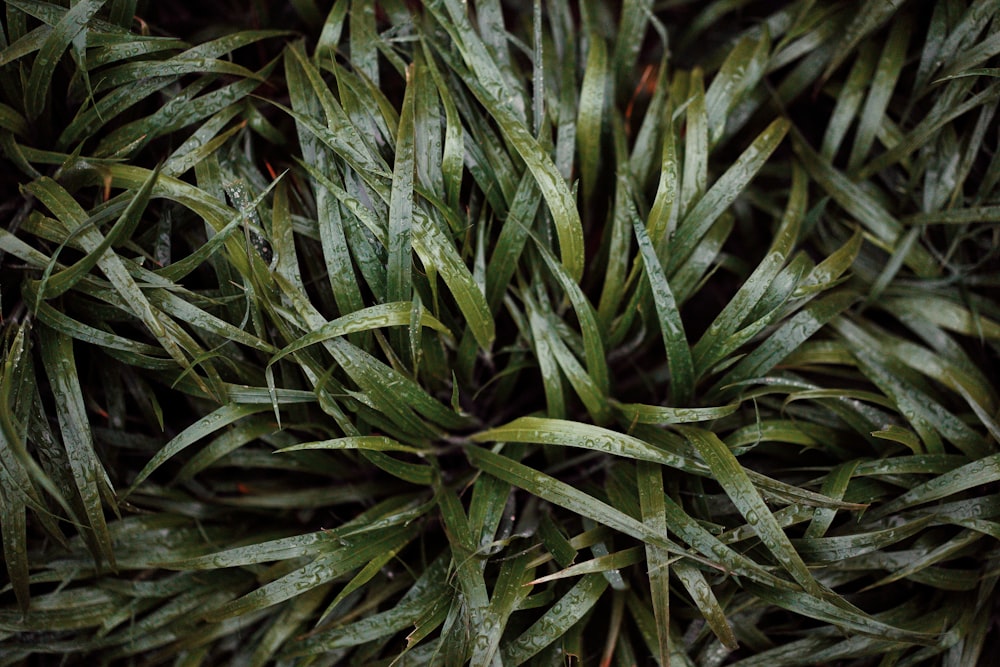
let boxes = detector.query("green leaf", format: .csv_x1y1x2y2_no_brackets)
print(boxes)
693,161,806,376
614,400,740,425
577,30,607,203
287,556,449,654
204,524,418,621
704,29,770,146
474,550,534,666
125,403,273,495
24,0,105,120
846,13,912,171
717,290,857,393
636,461,670,665
821,0,906,84
0,474,29,612
674,560,738,649
501,574,609,665
37,164,160,300
668,118,789,276
527,546,644,585
387,64,416,309
744,581,938,645
38,325,115,569
24,176,222,400
275,435,425,455
471,416,702,474
633,209,695,405
466,445,784,588
429,15,585,282
678,426,825,598
870,453,1000,520
792,134,938,277
269,302,451,367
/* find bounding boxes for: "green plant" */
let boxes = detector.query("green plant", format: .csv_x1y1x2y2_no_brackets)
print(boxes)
1,0,999,664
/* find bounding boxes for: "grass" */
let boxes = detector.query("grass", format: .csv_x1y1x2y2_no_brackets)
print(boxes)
1,0,999,664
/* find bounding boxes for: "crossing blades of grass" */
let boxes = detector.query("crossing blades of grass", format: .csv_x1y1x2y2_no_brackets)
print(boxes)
678,426,825,598
37,325,115,570
4,1,1000,663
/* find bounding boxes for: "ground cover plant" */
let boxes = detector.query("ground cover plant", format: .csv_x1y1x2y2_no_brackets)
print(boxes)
1,0,1000,664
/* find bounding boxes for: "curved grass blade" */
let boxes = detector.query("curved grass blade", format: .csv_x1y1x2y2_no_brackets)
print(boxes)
434,483,488,665
275,435,424,455
533,233,611,400
24,177,219,399
678,426,825,598
598,173,636,333
525,299,566,419
0,474,29,611
743,580,938,645
870,453,1000,520
0,102,27,137
884,296,1000,341
527,547,644,586
24,0,105,120
427,32,585,282
805,460,862,540
474,550,534,666
203,524,418,622
0,327,75,541
466,445,786,588
615,400,740,425
485,173,541,312
94,59,274,159
501,574,609,665
668,118,789,276
644,95,679,247
577,29,607,203
846,13,911,171
286,556,449,655
674,560,738,650
387,63,415,311
124,403,273,496
87,58,262,97
794,516,934,563
37,164,159,300
704,29,770,146
821,40,878,159
0,24,51,69
693,161,805,375
471,416,703,474
38,325,115,570
411,206,495,349
835,318,991,458
269,302,450,367
636,460,671,664
821,0,905,84
859,80,1000,181
717,290,857,394
633,210,694,404
681,68,708,219
268,274,467,434
285,42,366,315
792,134,938,277
174,415,277,482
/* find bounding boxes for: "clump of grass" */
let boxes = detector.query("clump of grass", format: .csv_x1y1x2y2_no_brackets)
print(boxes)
2,1,999,664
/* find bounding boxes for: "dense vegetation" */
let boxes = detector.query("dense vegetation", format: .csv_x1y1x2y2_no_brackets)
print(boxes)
2,0,1000,664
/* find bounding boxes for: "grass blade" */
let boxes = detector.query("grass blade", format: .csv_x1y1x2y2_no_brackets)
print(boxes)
633,209,695,404
678,426,825,598
38,325,115,569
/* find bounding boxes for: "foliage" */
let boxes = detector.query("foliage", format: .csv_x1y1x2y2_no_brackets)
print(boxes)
1,0,999,664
